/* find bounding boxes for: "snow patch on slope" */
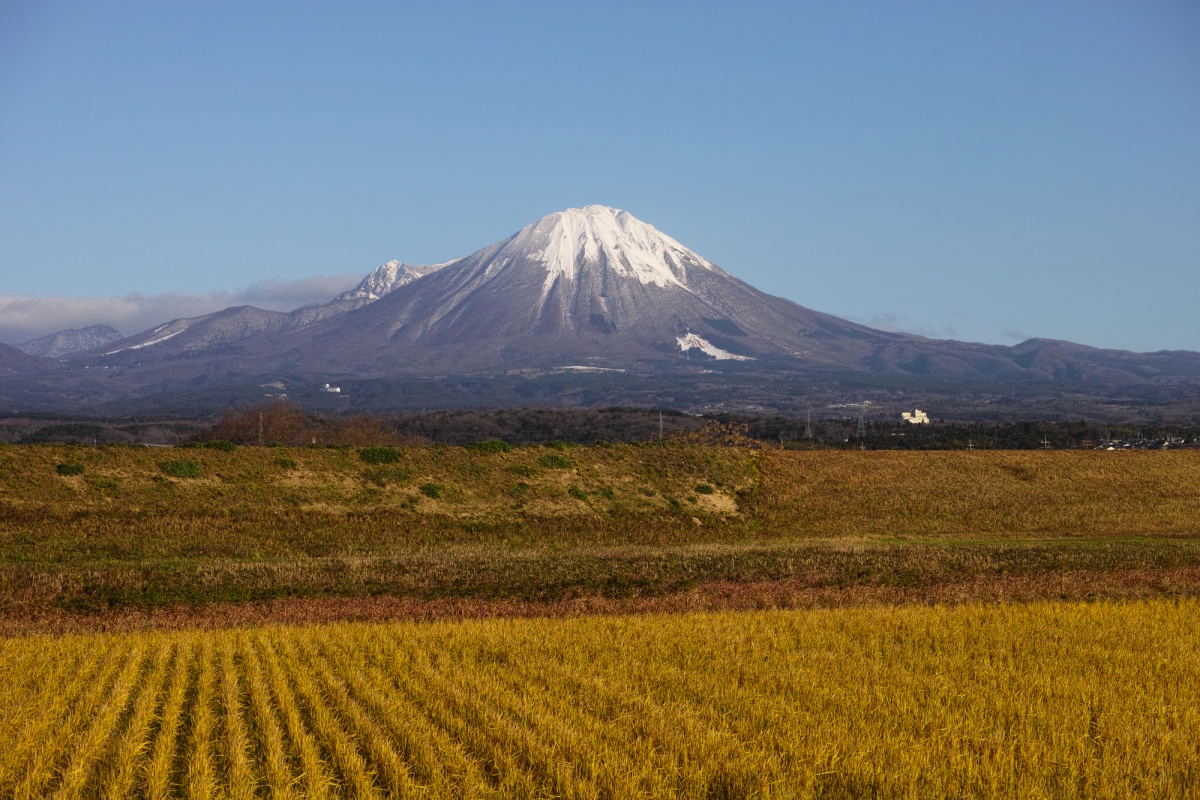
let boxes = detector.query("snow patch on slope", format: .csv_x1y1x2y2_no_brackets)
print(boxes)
677,333,755,361
103,328,185,355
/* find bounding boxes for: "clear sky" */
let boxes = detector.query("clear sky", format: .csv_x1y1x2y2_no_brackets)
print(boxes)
1,1,1197,351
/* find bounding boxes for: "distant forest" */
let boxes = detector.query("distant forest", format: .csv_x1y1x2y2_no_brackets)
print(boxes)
3,405,1198,450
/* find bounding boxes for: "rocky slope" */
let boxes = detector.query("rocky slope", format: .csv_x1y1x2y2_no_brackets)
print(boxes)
14,325,123,358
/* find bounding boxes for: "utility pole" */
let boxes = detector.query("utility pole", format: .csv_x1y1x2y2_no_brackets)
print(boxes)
258,411,265,447
856,410,866,440
804,408,812,440
1041,435,1050,450
967,439,974,451
658,411,663,441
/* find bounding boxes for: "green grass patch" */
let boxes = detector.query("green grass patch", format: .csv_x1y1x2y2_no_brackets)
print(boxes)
359,446,403,464
159,459,202,478
466,439,512,454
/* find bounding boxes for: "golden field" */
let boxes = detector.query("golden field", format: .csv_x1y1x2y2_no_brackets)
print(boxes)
2,599,1197,798
2,445,1199,797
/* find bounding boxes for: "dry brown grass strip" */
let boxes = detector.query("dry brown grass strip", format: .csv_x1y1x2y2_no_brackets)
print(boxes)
2,565,1198,636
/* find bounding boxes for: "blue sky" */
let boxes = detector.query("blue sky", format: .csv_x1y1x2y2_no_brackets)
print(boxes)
1,1,1197,350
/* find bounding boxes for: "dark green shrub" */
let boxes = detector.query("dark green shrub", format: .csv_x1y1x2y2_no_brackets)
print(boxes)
359,447,403,464
539,454,574,469
160,459,202,478
274,457,298,470
56,462,85,476
695,483,715,494
466,439,511,454
507,464,537,478
568,485,588,500
598,486,616,500
419,483,442,499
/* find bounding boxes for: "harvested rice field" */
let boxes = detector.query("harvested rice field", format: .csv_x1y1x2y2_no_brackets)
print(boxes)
2,599,1197,799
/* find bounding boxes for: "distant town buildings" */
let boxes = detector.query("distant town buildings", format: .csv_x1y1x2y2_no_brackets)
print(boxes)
320,383,342,393
901,409,930,425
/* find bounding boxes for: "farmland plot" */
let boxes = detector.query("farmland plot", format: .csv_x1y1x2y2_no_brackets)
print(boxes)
1,600,1198,798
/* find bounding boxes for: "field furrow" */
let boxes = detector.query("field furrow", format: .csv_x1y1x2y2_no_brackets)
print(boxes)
241,635,297,798
253,635,336,799
183,638,219,800
143,637,194,800
9,645,133,798
100,641,176,799
317,631,494,797
0,601,1196,798
293,635,422,797
218,634,257,800
0,644,96,790
275,633,383,799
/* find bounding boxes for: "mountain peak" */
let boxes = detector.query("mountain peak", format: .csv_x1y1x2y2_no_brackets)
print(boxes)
337,259,449,302
14,324,123,358
506,205,719,295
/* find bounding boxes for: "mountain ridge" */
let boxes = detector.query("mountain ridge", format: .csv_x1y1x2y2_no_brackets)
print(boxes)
14,324,123,358
3,205,1198,414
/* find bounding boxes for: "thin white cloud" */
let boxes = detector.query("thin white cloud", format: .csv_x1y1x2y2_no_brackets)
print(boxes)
0,274,362,344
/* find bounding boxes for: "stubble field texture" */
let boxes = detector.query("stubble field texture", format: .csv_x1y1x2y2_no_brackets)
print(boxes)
2,442,1199,797
2,600,1198,799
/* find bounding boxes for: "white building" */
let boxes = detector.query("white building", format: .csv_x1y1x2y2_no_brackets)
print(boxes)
320,383,341,393
901,409,930,424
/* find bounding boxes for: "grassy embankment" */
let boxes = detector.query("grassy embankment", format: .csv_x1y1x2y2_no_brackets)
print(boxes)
1,600,1197,798
1,443,1198,629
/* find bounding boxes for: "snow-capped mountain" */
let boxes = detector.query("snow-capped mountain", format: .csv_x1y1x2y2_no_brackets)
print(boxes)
279,204,895,372
14,325,123,358
81,261,450,363
41,204,1199,403
335,260,451,302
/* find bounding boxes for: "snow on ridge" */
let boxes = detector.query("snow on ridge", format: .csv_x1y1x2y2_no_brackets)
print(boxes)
510,205,716,298
338,259,452,302
676,333,755,361
103,328,184,355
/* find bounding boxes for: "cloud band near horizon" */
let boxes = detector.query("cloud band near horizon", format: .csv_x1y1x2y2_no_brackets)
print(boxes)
0,274,362,344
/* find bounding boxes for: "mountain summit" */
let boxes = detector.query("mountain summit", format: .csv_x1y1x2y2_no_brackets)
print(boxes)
35,204,1200,412
285,205,883,371
335,260,450,302
505,204,723,293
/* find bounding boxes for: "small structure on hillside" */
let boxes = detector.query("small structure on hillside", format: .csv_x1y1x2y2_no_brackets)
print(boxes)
901,409,930,424
320,383,341,393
